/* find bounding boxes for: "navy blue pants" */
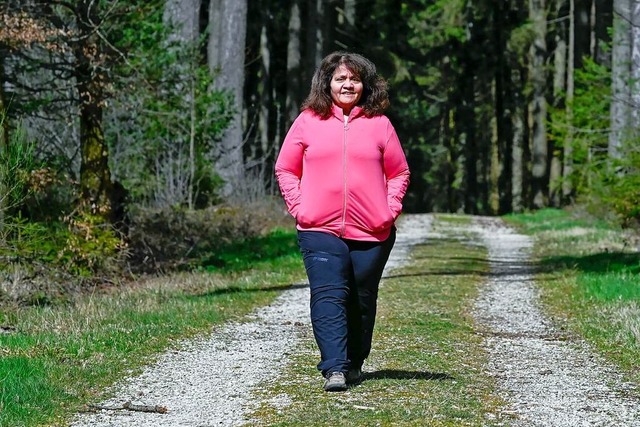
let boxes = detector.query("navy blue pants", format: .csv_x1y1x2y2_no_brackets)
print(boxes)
297,229,396,376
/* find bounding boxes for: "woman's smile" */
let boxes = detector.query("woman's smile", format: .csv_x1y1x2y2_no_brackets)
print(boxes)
330,65,363,114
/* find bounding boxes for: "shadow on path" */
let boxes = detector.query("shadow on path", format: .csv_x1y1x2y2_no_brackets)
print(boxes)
183,282,309,300
363,369,453,382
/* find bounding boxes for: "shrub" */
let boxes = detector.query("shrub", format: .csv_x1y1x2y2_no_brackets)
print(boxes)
0,125,35,226
126,197,293,272
604,152,640,228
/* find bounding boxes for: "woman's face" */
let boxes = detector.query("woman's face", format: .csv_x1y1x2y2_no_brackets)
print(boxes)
330,65,363,114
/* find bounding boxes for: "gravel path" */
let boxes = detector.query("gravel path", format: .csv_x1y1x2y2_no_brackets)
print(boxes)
69,215,430,427
472,216,640,426
70,214,640,426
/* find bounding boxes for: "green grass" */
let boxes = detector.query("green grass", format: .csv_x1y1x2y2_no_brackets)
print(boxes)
0,228,306,427
199,227,301,272
504,207,612,233
248,215,507,426
505,208,640,380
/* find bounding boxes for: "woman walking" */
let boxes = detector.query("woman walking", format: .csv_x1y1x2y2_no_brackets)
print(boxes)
275,51,410,392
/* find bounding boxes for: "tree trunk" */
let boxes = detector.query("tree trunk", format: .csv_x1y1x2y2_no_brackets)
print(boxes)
254,19,271,192
164,0,200,42
574,0,592,68
546,1,563,207
442,108,455,211
511,83,526,213
164,0,201,209
75,1,114,220
0,57,6,233
550,0,568,207
609,0,632,160
489,97,500,215
461,81,478,214
208,0,248,199
562,0,575,202
529,0,548,209
630,1,640,132
0,57,8,151
594,0,614,64
590,0,596,57
285,0,303,129
188,76,197,209
344,0,356,26
493,0,511,214
305,0,325,83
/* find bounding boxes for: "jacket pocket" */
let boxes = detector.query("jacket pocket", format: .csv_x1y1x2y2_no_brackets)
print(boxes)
349,204,394,233
296,204,341,228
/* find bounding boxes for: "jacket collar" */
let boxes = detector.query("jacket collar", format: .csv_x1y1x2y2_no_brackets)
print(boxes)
331,104,364,121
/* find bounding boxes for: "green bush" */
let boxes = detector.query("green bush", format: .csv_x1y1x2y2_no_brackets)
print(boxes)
0,212,128,305
59,211,128,276
604,151,640,227
126,198,293,272
0,125,36,222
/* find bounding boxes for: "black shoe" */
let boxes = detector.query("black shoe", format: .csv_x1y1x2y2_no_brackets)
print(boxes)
324,371,347,392
346,367,362,384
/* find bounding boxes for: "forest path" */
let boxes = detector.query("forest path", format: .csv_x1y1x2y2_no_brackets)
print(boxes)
471,216,640,426
69,214,640,426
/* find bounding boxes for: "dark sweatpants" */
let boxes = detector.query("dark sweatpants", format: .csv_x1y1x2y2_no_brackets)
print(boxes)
297,229,396,377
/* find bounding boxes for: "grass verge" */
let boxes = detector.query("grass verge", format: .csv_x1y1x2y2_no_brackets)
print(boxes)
248,214,506,426
0,229,306,427
505,208,640,383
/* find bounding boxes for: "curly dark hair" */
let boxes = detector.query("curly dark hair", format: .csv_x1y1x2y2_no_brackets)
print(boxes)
301,51,390,119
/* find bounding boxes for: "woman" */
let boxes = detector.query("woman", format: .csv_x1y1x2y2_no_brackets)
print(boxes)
275,51,410,392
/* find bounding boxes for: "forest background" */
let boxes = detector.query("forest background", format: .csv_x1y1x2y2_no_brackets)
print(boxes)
0,0,638,301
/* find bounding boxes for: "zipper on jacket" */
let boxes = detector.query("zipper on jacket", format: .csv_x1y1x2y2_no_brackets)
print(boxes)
340,115,348,237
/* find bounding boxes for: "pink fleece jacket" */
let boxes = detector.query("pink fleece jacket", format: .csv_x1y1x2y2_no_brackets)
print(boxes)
275,105,410,242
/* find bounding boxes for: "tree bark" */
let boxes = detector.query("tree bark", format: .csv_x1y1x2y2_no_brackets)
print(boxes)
630,1,640,132
574,0,592,69
253,19,271,193
489,126,500,214
75,1,114,220
529,0,549,209
511,90,526,213
0,57,6,233
164,0,201,42
208,0,248,199
344,0,356,26
285,0,302,129
562,0,575,202
164,0,201,209
609,0,632,161
492,0,511,214
461,76,478,214
0,57,8,151
594,0,614,64
305,0,325,84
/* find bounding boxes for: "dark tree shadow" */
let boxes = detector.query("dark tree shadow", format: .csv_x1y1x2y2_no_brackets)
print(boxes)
541,252,639,275
362,369,453,382
182,282,309,300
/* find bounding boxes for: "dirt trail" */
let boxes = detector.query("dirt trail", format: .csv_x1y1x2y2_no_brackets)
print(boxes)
472,216,640,426
70,214,640,426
